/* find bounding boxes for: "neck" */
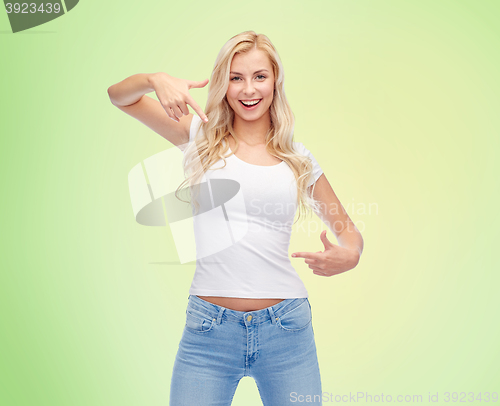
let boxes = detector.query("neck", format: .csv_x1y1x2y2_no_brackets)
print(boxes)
232,112,272,146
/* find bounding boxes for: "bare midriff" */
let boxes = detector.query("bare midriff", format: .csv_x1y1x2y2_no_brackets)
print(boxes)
196,296,285,312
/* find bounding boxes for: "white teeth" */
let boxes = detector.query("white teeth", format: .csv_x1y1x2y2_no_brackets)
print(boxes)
241,99,260,106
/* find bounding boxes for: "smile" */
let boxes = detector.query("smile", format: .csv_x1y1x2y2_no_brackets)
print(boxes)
239,99,262,109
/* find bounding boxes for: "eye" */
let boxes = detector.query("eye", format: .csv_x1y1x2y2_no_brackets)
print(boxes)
257,75,266,80
230,76,241,81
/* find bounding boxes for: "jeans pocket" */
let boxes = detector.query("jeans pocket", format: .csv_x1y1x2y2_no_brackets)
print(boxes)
276,299,312,332
185,307,216,333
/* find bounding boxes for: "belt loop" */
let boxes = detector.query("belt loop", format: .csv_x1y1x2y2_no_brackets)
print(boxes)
217,307,225,325
268,305,277,325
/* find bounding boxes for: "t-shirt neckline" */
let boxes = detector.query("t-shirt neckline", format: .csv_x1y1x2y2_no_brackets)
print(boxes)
226,144,285,168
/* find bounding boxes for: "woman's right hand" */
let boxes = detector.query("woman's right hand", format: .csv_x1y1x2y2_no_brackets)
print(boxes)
149,72,209,123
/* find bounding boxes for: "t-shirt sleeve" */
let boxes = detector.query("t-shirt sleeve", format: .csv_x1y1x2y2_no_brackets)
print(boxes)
296,142,323,187
189,114,203,143
179,114,202,152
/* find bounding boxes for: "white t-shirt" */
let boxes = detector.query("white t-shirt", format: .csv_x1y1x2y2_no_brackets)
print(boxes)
181,114,323,299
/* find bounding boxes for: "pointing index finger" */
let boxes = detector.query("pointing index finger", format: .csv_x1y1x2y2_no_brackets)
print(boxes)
291,252,321,260
186,95,208,122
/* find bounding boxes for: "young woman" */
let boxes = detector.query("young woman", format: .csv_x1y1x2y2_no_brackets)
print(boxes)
108,31,363,406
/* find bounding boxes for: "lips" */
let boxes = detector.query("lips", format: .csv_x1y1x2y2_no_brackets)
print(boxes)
239,99,262,108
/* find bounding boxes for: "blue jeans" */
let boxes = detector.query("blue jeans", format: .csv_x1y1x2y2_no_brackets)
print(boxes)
170,294,322,405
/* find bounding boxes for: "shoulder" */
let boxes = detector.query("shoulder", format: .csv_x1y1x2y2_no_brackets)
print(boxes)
179,114,204,152
292,141,304,151
189,114,203,143
292,141,323,186
292,141,311,157
292,141,322,169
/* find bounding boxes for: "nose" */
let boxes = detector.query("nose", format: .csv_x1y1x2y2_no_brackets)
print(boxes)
243,80,255,96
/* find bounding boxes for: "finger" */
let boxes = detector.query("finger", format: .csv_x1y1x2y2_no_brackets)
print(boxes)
171,104,184,119
186,95,208,122
168,108,179,122
291,252,322,260
308,264,324,271
188,78,209,89
158,97,178,122
161,104,179,122
179,102,190,116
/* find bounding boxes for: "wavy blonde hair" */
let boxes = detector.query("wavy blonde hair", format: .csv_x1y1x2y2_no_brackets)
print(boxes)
176,30,322,223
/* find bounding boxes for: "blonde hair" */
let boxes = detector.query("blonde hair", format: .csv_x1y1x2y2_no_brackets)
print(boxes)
176,30,322,223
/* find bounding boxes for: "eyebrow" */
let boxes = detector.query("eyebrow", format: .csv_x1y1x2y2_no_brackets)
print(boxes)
230,69,269,75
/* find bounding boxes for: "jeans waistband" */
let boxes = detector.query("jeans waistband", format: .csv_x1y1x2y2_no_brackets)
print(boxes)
187,294,309,326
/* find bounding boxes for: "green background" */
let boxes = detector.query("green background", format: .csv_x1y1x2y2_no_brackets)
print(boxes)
1,0,499,405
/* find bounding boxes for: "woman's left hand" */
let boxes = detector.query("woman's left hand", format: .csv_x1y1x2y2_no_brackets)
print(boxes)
291,230,360,277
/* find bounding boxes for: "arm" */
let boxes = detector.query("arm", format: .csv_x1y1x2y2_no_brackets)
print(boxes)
311,173,364,258
107,72,208,147
292,173,364,276
107,73,153,107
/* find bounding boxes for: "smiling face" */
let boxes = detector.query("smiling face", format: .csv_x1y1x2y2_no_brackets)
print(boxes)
226,47,275,124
